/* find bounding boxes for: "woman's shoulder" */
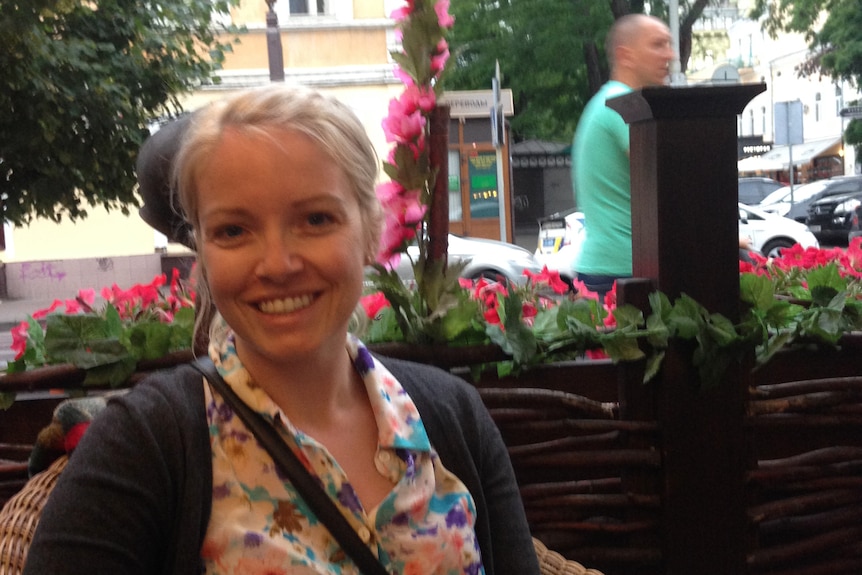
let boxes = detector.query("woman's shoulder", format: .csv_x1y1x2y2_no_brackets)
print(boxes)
105,362,207,427
373,355,486,423
375,355,476,394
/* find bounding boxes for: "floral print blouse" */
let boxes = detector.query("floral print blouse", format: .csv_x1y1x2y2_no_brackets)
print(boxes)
200,327,484,575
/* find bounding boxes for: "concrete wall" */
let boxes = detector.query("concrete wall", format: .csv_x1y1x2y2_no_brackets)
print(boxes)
3,254,163,301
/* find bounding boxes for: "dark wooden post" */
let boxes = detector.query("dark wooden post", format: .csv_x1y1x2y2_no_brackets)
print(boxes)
427,105,451,267
609,84,764,575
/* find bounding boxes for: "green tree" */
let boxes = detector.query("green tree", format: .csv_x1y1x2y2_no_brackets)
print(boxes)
843,101,862,158
0,0,241,226
444,0,610,142
749,0,862,87
749,0,862,159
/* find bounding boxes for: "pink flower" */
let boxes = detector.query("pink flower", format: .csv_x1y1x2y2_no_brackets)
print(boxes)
77,288,96,307
382,106,425,144
390,6,412,21
376,180,406,204
401,84,437,114
430,39,450,74
434,0,455,28
393,66,415,87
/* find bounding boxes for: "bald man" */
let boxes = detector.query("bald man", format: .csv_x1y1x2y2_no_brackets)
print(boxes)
570,14,674,300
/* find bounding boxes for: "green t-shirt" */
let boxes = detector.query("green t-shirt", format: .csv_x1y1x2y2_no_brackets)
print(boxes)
571,81,633,276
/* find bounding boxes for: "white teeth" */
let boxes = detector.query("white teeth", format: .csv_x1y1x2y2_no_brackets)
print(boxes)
258,295,313,314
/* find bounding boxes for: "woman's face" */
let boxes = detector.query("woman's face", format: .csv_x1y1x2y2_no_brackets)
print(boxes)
195,127,368,369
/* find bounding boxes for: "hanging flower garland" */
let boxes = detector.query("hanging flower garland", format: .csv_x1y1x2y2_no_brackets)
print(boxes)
375,0,454,266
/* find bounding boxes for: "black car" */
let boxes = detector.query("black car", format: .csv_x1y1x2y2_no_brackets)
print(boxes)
759,175,862,222
738,177,782,205
805,189,862,245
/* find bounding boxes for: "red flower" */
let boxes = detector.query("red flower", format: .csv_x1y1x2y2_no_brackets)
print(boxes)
32,300,63,320
10,321,29,360
360,292,391,318
524,266,570,295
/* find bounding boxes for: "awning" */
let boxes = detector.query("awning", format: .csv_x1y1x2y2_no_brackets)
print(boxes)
737,155,784,172
738,136,841,172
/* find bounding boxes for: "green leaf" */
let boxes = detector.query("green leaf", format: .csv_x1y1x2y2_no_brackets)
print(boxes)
667,295,705,340
81,356,139,388
705,313,742,347
127,321,174,360
740,272,776,309
0,392,15,410
643,350,665,383
365,306,405,343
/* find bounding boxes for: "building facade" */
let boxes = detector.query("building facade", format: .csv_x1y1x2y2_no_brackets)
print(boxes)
2,0,403,299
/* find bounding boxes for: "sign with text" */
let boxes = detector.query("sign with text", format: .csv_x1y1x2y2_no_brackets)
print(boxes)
441,90,514,119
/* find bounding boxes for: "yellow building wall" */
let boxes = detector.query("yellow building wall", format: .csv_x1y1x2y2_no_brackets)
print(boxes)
2,0,397,266
223,28,390,69
4,203,163,262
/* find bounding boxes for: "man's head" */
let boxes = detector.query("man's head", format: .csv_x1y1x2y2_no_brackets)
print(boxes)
607,14,674,90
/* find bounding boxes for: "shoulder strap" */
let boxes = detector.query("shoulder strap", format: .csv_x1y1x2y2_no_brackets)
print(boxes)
192,358,389,575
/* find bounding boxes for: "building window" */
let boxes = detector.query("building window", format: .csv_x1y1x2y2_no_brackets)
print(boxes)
276,0,330,18
749,109,754,136
761,106,766,135
815,92,821,122
448,150,462,221
836,85,843,116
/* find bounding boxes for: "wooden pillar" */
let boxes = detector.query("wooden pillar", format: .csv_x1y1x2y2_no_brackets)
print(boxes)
609,84,764,575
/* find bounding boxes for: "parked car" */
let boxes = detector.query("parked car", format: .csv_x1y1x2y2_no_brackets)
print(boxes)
850,205,862,243
534,209,585,285
805,189,862,245
758,175,862,222
382,233,543,285
533,204,816,284
738,177,783,205
739,203,819,257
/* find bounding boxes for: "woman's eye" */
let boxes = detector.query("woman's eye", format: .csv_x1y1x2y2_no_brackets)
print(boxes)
215,225,245,239
307,212,334,227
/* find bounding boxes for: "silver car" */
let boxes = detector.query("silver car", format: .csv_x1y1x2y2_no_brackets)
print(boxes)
388,234,543,285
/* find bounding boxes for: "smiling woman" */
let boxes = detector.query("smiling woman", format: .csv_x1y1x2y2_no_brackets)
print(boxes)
21,83,540,575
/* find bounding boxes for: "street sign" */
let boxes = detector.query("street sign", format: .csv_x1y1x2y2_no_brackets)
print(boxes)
774,100,803,145
840,106,862,119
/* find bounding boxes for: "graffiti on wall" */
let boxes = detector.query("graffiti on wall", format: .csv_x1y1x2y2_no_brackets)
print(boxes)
18,262,67,283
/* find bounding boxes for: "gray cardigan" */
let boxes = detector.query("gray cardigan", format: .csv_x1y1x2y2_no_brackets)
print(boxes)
25,357,540,575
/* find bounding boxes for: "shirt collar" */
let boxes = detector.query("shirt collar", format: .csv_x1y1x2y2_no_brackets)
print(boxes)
207,322,430,453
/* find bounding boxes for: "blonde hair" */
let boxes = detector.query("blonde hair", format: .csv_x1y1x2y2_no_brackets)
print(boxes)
171,84,382,345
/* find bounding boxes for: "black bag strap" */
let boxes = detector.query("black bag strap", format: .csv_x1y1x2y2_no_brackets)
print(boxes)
192,357,389,575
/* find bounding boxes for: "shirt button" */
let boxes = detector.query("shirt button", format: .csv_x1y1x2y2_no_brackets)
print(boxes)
358,526,372,543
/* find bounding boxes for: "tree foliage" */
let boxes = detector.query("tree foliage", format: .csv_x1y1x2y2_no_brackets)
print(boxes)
844,101,862,156
444,0,715,143
749,0,862,87
0,0,241,225
444,0,611,142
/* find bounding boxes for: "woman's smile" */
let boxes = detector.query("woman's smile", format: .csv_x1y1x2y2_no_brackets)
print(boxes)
256,293,315,314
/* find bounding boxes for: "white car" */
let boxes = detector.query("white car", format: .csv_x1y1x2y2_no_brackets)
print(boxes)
739,203,819,258
386,234,543,285
534,205,817,281
534,209,585,285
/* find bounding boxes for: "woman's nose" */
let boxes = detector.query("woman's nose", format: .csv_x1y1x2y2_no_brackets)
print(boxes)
255,235,304,278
